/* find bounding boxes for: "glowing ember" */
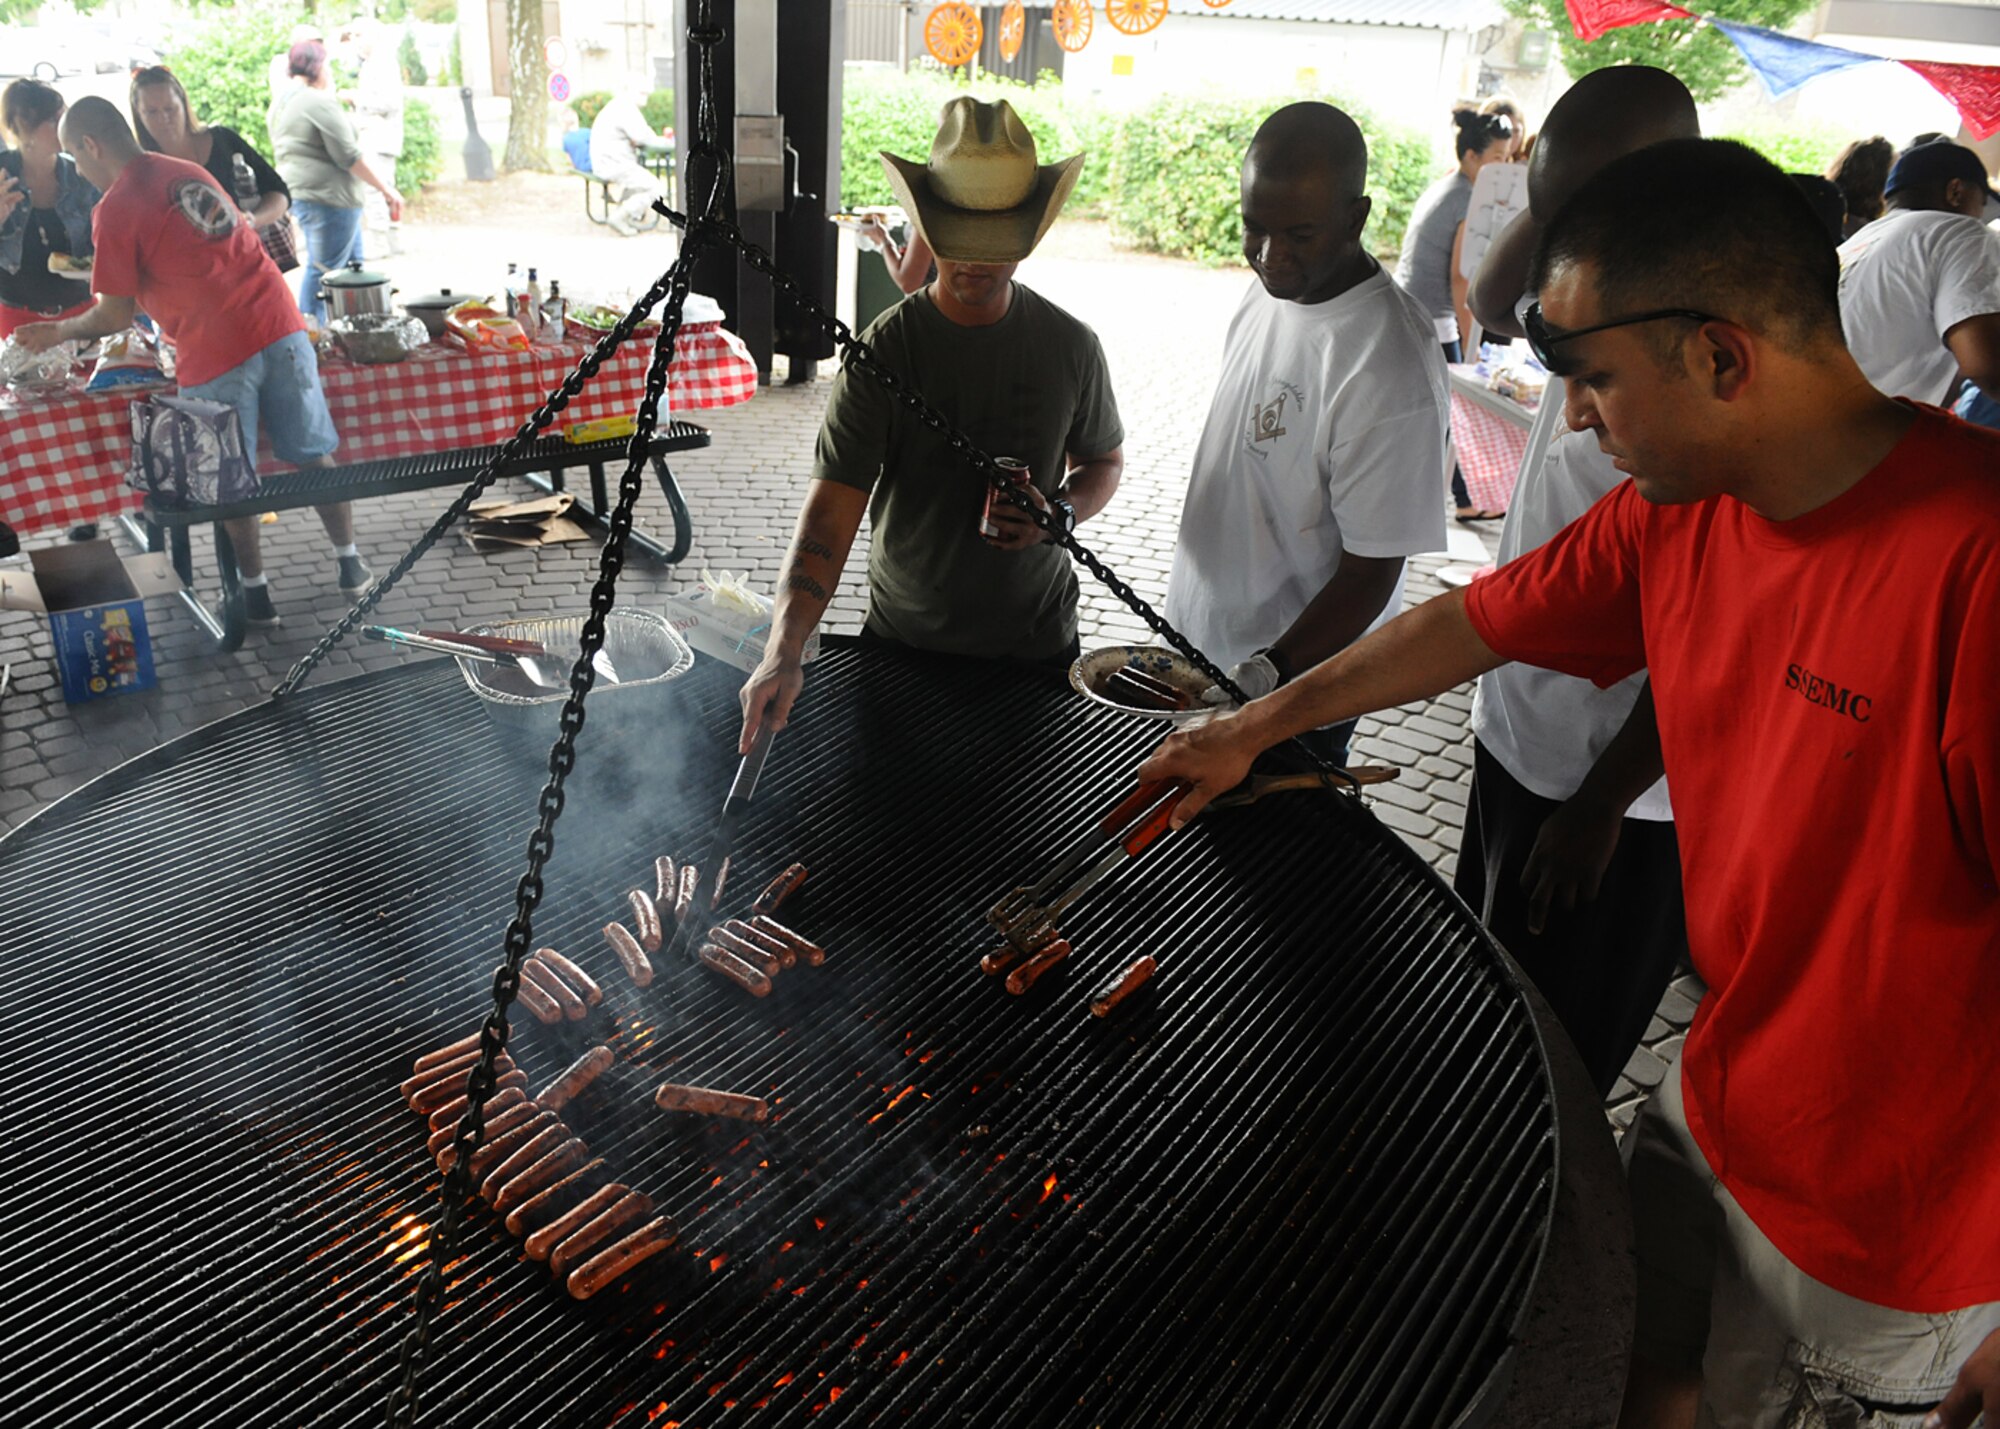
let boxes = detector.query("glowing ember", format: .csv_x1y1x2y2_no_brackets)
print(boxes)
1040,1173,1058,1203
828,1387,845,1402
775,1373,796,1387
893,1351,911,1368
709,1253,730,1273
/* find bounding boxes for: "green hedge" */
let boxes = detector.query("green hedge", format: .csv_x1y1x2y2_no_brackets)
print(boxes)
570,89,675,135
167,8,301,158
1718,123,1850,179
841,70,1433,264
397,98,442,193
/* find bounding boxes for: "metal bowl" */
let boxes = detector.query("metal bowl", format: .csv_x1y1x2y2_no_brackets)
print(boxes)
456,609,694,744
1069,644,1217,724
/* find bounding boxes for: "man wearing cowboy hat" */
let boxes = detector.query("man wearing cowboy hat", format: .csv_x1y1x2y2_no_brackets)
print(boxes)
739,97,1125,750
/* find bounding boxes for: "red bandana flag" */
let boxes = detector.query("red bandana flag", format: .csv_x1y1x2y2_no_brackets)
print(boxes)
1563,0,1694,42
1900,60,2000,140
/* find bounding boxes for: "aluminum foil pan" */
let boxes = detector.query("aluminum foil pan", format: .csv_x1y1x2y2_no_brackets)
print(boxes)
457,609,694,744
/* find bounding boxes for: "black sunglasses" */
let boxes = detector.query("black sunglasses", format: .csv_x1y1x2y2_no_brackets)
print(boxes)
1524,301,1723,374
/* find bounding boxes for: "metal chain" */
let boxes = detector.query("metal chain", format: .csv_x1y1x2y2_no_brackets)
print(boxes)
654,201,1359,793
383,18,727,1428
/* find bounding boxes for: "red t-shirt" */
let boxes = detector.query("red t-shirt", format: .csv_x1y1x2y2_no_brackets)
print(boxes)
1466,406,2000,1311
89,153,303,388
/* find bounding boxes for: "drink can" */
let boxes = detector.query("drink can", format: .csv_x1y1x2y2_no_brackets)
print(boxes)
980,457,1032,540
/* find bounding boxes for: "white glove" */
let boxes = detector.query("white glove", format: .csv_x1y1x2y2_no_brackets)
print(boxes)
1201,651,1281,707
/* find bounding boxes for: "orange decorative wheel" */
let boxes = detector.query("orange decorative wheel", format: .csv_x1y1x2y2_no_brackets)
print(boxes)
999,0,1026,61
924,2,983,67
1052,0,1094,51
1106,0,1167,34
1203,0,1234,7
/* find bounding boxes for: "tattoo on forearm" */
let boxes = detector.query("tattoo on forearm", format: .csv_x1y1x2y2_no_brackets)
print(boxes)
798,537,835,561
785,572,829,602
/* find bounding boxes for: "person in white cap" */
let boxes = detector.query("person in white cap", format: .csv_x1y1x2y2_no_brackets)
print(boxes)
738,97,1125,749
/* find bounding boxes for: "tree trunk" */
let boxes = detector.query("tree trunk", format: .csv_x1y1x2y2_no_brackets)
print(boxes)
503,0,550,171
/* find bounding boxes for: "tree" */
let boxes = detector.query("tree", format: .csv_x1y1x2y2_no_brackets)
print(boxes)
1500,0,1821,104
502,0,551,170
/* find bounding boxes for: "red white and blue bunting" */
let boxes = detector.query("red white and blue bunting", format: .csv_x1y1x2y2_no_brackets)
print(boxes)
1562,0,2000,138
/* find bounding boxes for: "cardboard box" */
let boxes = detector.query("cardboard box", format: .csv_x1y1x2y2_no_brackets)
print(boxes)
663,591,819,674
0,541,184,703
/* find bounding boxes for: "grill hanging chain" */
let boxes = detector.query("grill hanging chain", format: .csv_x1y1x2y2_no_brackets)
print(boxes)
382,14,732,1427
651,198,1360,795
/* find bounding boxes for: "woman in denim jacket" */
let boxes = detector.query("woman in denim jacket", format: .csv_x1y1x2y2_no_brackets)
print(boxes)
0,80,100,338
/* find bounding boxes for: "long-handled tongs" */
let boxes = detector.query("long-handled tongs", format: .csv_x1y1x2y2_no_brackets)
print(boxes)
988,779,1190,956
667,723,776,962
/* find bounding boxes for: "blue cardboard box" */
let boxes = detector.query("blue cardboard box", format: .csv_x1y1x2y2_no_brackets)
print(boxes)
0,541,181,704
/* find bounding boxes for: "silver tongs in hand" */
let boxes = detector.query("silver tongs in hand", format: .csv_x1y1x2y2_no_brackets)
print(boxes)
669,723,776,959
988,779,1189,956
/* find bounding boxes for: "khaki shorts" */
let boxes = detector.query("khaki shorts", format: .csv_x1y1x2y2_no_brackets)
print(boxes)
1626,1060,1999,1427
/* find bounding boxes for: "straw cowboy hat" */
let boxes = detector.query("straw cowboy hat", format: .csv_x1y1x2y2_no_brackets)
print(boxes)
879,98,1084,264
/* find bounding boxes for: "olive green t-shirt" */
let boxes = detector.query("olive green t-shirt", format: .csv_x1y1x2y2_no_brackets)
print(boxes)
814,283,1123,661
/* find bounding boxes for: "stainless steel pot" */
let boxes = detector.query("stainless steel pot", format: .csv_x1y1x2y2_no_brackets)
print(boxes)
320,260,394,321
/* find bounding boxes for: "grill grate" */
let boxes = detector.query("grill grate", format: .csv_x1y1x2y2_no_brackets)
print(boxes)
0,641,1556,1427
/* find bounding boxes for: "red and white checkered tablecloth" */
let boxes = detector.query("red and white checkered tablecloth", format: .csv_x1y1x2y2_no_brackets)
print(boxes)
0,327,753,538
1450,389,1532,515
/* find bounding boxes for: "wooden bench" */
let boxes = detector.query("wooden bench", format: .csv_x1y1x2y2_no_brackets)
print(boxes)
119,422,709,653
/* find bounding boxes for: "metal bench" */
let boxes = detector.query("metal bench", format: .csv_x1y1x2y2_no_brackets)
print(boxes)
120,422,708,653
574,146,675,230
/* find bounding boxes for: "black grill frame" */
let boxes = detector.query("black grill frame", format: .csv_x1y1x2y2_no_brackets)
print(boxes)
0,641,1558,1427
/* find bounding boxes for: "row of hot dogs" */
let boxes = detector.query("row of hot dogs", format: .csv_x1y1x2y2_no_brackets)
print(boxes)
980,931,1158,1016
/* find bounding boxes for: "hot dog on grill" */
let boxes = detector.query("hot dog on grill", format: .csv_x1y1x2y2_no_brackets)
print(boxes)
412,1032,486,1073
512,973,564,1024
725,918,794,970
980,944,1023,977
525,1183,627,1262
492,1136,588,1215
749,915,826,967
1090,956,1158,1017
522,956,588,1022
467,1110,559,1180
653,1081,771,1123
697,941,773,998
426,1080,527,1135
654,854,676,907
603,921,654,988
751,863,808,918
400,1044,506,1101
708,923,781,979
504,1156,606,1237
549,1188,655,1279
675,864,699,926
481,1123,570,1201
536,1044,614,1113
408,1056,520,1115
565,1217,677,1300
432,1099,539,1167
533,947,602,1007
1005,937,1073,995
710,856,731,912
627,889,663,953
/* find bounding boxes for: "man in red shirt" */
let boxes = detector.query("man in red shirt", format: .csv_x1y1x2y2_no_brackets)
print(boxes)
1139,138,2000,1428
17,97,368,626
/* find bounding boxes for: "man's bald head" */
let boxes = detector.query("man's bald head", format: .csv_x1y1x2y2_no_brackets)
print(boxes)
1245,101,1368,196
60,96,139,159
1527,66,1698,218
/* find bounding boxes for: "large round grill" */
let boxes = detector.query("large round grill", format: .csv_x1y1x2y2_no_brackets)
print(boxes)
0,641,1557,1426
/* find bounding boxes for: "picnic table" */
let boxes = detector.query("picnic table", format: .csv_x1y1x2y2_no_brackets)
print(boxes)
1447,365,1536,516
0,326,755,539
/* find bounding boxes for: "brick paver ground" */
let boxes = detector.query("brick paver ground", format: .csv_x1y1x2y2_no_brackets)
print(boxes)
0,207,1694,1127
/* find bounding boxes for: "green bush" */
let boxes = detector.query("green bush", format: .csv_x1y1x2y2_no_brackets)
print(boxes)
166,8,302,158
1719,123,1851,178
642,88,674,135
396,98,443,193
443,25,463,87
839,69,1432,265
398,27,427,87
571,90,611,129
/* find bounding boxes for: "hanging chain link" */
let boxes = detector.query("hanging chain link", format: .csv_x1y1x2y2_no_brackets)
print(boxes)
653,200,1359,793
383,13,732,1426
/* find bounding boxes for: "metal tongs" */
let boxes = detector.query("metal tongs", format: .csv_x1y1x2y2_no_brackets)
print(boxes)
988,779,1190,956
668,723,776,959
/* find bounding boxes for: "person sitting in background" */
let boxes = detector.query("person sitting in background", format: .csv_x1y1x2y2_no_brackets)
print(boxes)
268,39,402,321
16,98,371,626
1824,135,1892,240
853,210,934,296
1836,140,2000,409
131,67,292,264
1394,104,1515,521
589,87,667,239
0,80,98,340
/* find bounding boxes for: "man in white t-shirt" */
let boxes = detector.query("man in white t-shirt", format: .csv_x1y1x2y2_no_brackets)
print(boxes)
1164,102,1446,766
589,88,666,239
1836,141,2000,406
1462,65,1697,1094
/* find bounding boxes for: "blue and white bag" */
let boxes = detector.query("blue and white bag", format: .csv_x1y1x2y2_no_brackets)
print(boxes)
127,395,258,507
